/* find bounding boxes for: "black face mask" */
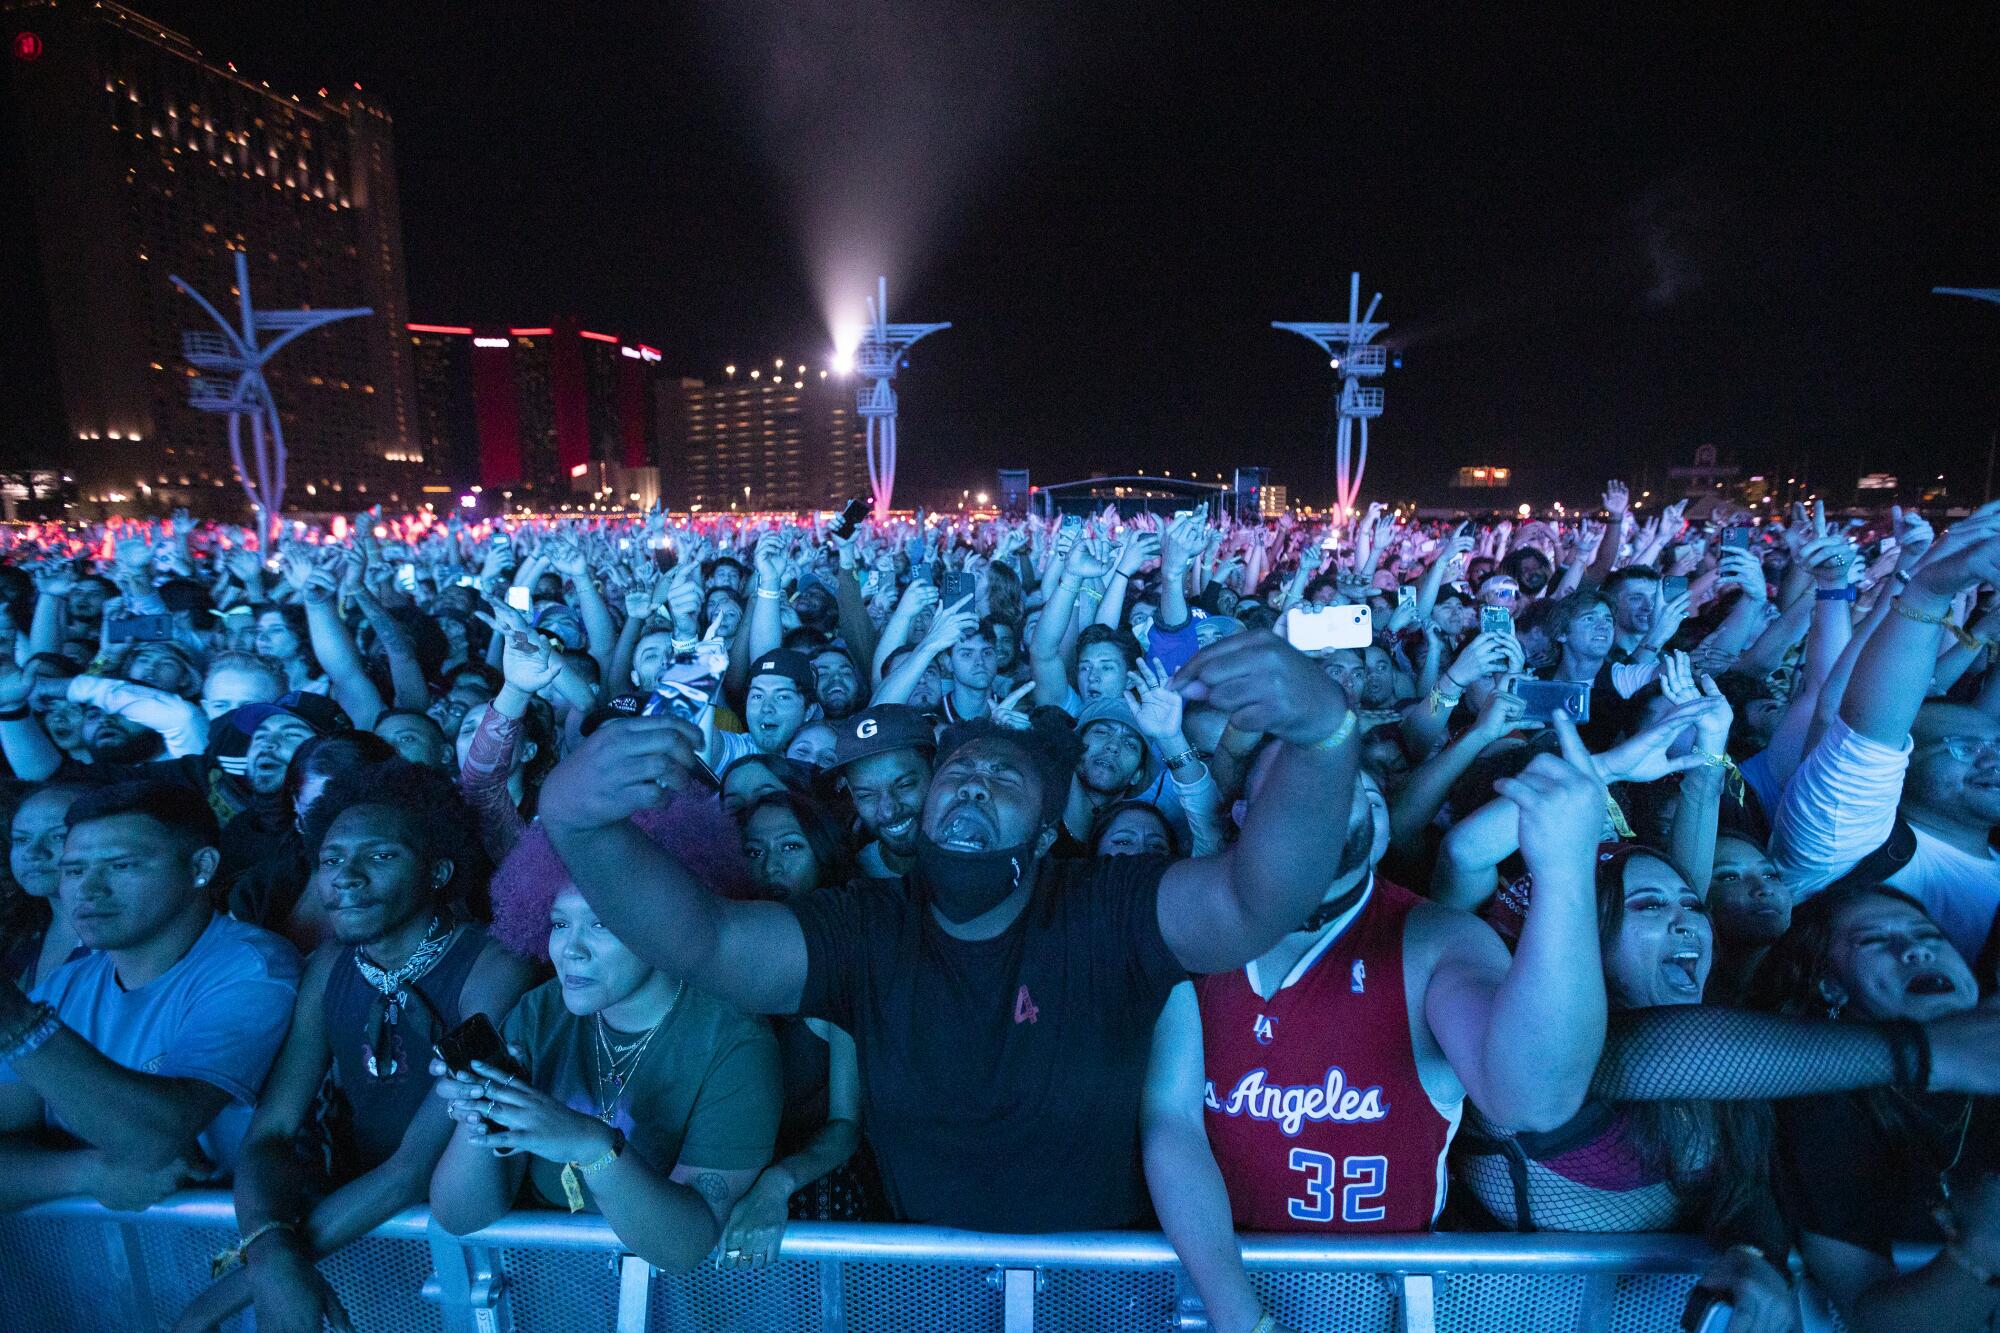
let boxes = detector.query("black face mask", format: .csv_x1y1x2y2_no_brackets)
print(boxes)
912,829,1038,924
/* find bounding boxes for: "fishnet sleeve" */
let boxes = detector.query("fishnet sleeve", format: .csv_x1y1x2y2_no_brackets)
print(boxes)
1588,1006,1913,1103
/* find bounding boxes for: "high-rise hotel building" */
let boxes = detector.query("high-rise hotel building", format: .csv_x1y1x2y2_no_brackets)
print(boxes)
2,0,422,513
661,361,870,513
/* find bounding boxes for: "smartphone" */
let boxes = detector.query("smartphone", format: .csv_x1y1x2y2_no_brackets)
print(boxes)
1397,585,1416,613
433,1013,519,1080
455,574,479,588
1663,575,1689,602
1515,679,1591,725
1720,527,1751,551
395,562,417,594
1479,605,1513,637
938,568,975,607
830,497,870,541
1281,604,1372,652
433,1013,526,1145
106,612,174,644
505,586,532,613
643,676,714,724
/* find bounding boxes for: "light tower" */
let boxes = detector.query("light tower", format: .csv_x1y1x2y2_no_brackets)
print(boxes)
172,251,372,535
1274,272,1391,518
853,276,950,518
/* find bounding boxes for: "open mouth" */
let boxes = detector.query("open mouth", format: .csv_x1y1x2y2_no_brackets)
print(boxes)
935,806,996,851
1906,970,1958,996
1662,950,1703,990
881,816,916,841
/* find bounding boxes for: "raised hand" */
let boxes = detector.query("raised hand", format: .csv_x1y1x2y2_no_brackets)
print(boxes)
1124,657,1184,742
539,715,707,827
1171,631,1348,746
1496,716,1608,877
989,681,1036,731
916,594,978,655
752,531,788,589
1114,529,1162,577
1602,480,1630,519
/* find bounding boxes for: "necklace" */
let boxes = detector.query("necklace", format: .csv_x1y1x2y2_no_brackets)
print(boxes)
589,979,683,1121
355,916,453,1079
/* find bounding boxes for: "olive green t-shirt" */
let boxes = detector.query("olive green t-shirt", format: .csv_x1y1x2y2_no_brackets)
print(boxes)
500,979,781,1212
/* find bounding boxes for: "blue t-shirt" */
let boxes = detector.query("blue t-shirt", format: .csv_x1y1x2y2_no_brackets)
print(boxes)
1,914,300,1173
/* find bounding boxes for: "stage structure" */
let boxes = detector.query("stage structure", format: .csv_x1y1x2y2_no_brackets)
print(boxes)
854,276,950,518
1274,272,1391,519
173,251,372,535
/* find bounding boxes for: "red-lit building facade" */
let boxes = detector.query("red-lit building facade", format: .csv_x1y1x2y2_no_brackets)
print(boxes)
407,319,664,507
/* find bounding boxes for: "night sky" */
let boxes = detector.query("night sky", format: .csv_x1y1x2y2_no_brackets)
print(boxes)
133,2,2000,507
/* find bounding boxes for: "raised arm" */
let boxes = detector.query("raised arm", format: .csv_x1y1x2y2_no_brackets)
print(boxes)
1029,536,1104,707
745,532,789,665
353,590,429,711
66,674,209,758
1424,726,1610,1132
874,594,975,706
1156,634,1356,973
1583,482,1629,588
537,717,808,1015
290,554,385,728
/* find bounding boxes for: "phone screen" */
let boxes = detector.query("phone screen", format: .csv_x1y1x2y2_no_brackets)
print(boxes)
505,586,532,613
1479,605,1512,637
1663,576,1689,601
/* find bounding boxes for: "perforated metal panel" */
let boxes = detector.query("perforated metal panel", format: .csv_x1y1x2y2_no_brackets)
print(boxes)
1606,1272,1701,1332
1037,1267,1176,1332
496,1244,625,1332
648,1257,824,1333
1251,1269,1400,1333
134,1218,253,1332
0,1214,127,1333
840,1261,1003,1333
1436,1271,1587,1333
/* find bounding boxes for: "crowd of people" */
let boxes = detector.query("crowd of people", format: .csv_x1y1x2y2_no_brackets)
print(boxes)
0,485,1997,1333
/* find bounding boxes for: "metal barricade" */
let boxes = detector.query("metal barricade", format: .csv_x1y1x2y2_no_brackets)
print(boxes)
0,1192,1758,1333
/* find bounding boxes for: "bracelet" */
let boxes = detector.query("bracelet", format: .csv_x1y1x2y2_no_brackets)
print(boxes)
578,1126,625,1175
1603,790,1636,840
670,637,697,654
0,703,27,723
1249,1316,1278,1333
1891,568,1913,587
1429,684,1463,715
0,1002,59,1065
210,1219,296,1278
1304,709,1358,752
1815,586,1857,602
1894,598,1981,649
1944,1243,2000,1289
1163,748,1200,770
755,586,784,601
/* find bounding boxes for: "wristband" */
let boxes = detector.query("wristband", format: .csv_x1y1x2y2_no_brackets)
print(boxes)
210,1219,296,1277
0,703,27,723
0,1002,59,1064
1894,597,1980,649
1304,709,1357,752
1429,685,1463,715
1816,586,1857,602
755,587,784,601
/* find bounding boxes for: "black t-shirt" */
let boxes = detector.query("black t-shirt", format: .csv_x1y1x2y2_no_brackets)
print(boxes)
790,855,1186,1232
1776,1091,2000,1257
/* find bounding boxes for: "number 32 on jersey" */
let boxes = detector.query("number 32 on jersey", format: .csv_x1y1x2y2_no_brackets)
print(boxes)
1285,1149,1387,1224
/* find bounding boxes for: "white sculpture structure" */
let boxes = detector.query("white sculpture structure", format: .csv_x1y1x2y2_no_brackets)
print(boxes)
1274,272,1391,518
173,251,371,535
854,276,950,518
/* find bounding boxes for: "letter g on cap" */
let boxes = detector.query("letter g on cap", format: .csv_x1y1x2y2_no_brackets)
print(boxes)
856,719,879,740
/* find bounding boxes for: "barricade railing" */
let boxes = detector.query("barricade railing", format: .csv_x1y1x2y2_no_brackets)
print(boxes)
0,1191,1920,1332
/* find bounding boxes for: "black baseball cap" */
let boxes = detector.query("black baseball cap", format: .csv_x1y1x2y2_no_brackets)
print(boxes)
832,704,936,770
748,649,817,704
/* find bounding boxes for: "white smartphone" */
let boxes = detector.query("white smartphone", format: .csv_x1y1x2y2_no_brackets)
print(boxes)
1282,604,1373,652
505,586,532,613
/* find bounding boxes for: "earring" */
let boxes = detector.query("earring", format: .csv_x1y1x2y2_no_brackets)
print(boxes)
1825,996,1845,1019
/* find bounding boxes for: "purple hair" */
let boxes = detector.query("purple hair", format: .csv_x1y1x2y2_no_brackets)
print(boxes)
488,793,753,960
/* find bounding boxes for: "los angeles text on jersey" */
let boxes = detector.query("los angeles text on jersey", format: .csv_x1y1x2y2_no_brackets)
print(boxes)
1204,1066,1390,1137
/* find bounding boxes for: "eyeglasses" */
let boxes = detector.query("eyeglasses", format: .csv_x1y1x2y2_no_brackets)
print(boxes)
1922,736,2000,763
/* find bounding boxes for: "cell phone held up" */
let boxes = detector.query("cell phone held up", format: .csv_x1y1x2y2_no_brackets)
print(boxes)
1514,679,1590,725
1720,527,1751,551
830,497,870,542
433,1012,519,1082
1479,605,1513,638
1281,604,1372,653
106,612,175,644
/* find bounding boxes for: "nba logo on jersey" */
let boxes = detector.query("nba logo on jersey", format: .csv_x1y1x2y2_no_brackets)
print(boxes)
1252,1014,1276,1046
1351,961,1366,994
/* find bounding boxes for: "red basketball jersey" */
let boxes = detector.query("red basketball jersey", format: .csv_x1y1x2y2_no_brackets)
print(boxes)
1196,878,1457,1232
